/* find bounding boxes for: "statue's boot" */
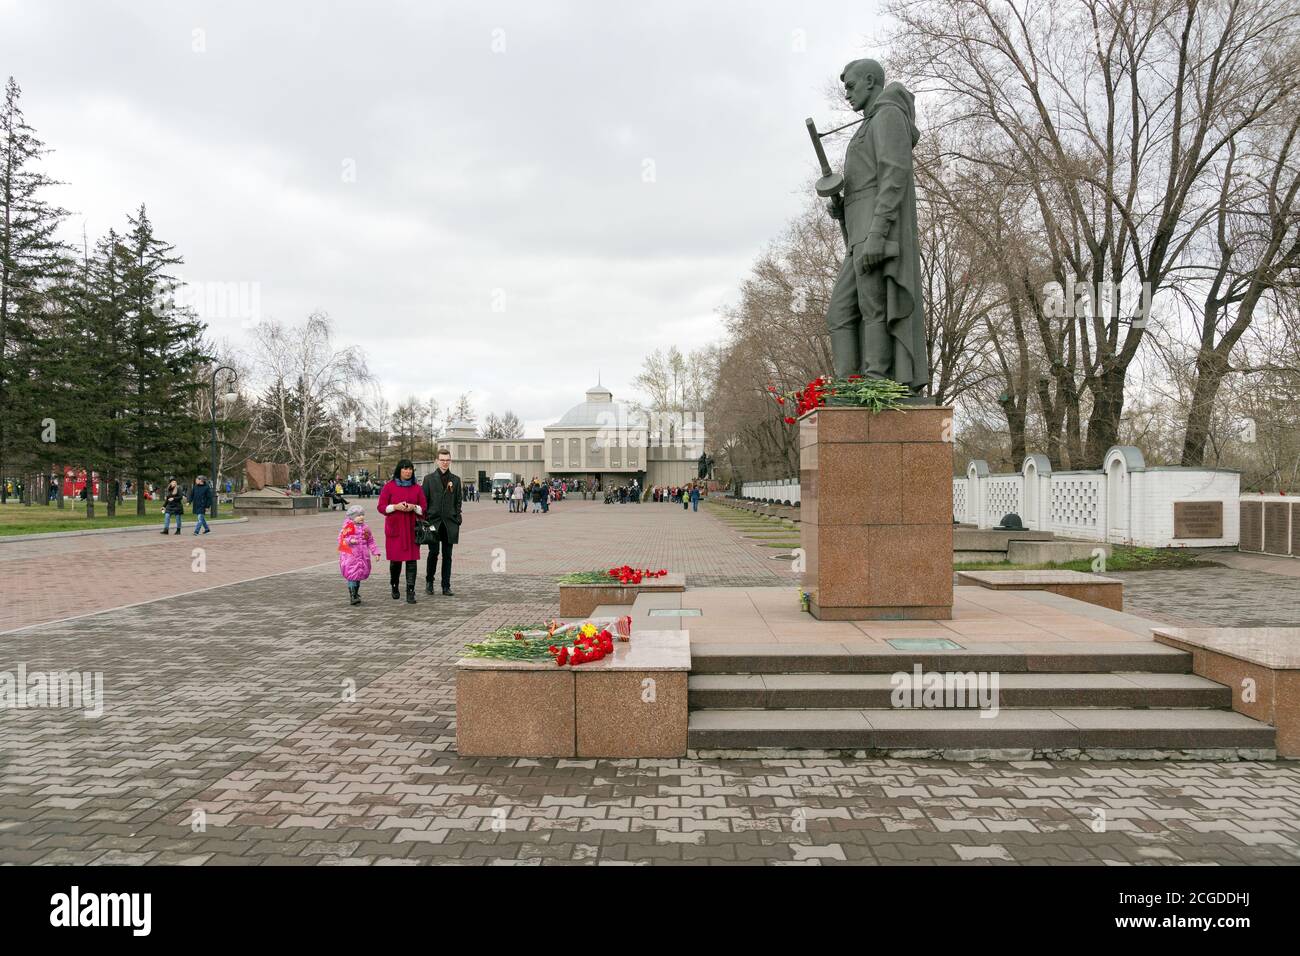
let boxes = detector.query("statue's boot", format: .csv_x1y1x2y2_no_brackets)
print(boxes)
860,318,892,379
829,327,860,379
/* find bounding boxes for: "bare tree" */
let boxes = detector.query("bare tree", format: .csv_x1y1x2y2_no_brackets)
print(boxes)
249,312,370,485
499,409,524,439
1178,103,1300,463
442,392,475,430
481,410,524,439
481,412,505,439
888,0,1300,465
633,346,714,411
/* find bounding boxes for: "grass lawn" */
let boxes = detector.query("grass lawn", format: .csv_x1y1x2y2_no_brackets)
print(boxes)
0,500,234,537
953,545,1221,573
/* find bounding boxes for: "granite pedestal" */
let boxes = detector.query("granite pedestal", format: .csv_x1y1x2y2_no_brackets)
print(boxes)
800,405,954,620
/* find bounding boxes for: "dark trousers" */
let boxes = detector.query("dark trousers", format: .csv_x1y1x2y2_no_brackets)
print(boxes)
389,559,417,586
425,524,454,588
826,248,896,380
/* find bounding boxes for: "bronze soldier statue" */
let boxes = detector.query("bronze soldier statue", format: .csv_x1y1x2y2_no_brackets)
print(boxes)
817,59,929,396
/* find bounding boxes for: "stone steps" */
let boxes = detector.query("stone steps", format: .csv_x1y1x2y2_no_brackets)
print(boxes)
689,672,1231,710
687,707,1275,752
686,643,1276,756
689,642,1193,675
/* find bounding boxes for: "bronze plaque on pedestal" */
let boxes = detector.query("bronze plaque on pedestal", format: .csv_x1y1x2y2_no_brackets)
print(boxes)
1173,501,1223,539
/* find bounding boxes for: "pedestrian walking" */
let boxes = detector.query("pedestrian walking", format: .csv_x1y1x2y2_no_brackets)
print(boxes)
188,474,213,534
377,459,427,604
338,505,380,605
690,483,701,512
161,480,184,534
420,447,462,596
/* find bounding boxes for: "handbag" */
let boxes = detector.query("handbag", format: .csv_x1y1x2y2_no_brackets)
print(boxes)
415,517,435,546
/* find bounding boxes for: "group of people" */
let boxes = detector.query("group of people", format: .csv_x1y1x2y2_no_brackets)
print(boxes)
311,477,378,499
160,475,214,534
505,477,564,513
337,450,462,606
652,484,704,511
604,481,642,504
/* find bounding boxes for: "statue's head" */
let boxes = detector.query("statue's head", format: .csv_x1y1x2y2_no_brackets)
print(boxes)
841,59,885,112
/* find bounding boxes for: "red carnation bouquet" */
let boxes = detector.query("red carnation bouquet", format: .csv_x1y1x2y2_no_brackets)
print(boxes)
608,565,669,586
546,620,616,666
767,375,909,424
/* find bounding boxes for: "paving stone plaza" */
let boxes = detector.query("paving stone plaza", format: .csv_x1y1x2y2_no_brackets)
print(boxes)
3,498,1299,866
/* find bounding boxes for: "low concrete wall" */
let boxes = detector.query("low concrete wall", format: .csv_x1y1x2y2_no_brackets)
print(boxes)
1007,541,1113,564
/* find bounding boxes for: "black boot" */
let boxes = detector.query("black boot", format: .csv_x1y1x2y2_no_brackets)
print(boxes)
349,583,361,605
425,578,434,595
405,565,417,604
390,567,401,599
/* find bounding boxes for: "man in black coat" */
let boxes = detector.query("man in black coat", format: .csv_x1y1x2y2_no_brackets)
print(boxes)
188,475,213,534
421,447,462,595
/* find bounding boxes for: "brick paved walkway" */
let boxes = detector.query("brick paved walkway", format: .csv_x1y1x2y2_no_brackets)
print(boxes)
2,499,1299,864
1114,568,1300,627
0,497,782,633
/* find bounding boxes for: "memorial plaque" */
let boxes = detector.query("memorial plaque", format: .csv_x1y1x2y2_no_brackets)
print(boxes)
1173,500,1223,539
1264,502,1290,555
1240,501,1262,552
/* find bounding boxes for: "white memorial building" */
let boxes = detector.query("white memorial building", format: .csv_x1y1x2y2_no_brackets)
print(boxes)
419,384,705,489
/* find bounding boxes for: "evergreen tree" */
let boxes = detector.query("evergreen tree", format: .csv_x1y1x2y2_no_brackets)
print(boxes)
119,205,209,512
67,231,133,516
0,76,67,503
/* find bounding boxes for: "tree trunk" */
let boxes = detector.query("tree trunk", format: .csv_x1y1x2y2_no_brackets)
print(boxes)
1084,368,1126,467
1035,376,1064,469
1180,349,1231,466
1001,396,1027,471
136,473,146,515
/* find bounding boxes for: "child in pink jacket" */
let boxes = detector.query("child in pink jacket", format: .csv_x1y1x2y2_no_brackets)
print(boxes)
338,505,380,605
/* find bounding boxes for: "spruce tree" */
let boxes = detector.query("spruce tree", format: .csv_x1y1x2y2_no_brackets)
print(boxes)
120,205,209,513
57,231,133,517
0,76,67,504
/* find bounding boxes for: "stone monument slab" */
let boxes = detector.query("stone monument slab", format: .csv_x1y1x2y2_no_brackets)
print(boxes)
800,405,953,620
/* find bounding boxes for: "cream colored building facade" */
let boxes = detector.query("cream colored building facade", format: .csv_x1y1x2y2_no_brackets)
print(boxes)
417,385,704,489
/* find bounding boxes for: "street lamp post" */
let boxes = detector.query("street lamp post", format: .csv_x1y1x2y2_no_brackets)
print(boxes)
209,365,238,518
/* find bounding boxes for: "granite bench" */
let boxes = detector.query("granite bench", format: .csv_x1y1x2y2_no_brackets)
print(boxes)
456,631,690,758
955,569,1123,611
557,572,685,617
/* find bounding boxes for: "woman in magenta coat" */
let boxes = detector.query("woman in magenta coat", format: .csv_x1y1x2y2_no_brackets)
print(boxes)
377,459,427,604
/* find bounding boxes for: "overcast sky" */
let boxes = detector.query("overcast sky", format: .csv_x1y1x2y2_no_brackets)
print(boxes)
2,0,884,434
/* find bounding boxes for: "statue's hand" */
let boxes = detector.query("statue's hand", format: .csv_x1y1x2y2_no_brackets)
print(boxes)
856,232,887,272
826,197,844,222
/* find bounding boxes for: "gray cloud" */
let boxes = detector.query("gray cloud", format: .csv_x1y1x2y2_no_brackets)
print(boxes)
3,0,881,426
